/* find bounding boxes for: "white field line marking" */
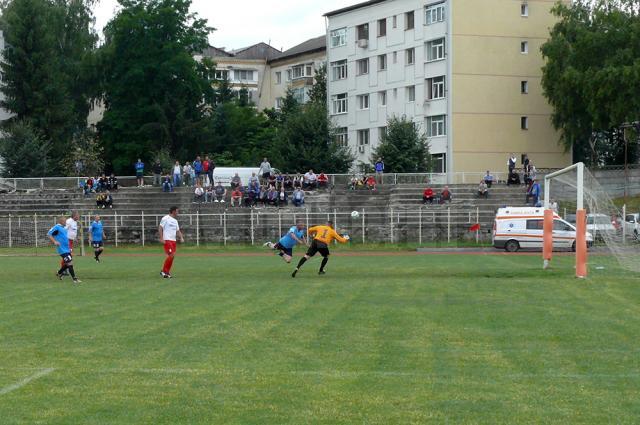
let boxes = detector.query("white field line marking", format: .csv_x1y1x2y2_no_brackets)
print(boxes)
0,368,55,395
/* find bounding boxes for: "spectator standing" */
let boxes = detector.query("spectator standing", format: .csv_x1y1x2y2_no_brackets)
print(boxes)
172,161,182,187
440,186,452,204
231,187,243,207
303,169,317,189
152,160,162,187
423,187,434,204
268,173,276,188
214,182,226,203
523,154,530,174
507,153,517,175
136,159,146,187
259,158,272,183
375,158,385,184
292,187,305,207
202,156,210,186
249,172,259,190
526,180,541,205
478,180,489,198
182,162,193,187
484,171,494,188
208,156,215,186
193,156,203,185
549,199,559,213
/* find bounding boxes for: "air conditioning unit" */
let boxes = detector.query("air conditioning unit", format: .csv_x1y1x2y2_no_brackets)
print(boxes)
357,39,369,48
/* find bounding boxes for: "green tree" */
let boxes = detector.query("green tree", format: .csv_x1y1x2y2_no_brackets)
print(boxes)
61,128,105,176
99,0,214,173
0,120,51,177
308,64,327,106
541,0,640,165
371,116,430,173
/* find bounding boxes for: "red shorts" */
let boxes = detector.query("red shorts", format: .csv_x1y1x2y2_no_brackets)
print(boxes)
164,240,177,255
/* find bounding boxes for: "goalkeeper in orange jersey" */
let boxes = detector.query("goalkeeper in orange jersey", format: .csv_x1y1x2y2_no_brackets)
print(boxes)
292,220,349,278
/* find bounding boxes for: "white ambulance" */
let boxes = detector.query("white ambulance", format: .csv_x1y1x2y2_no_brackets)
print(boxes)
492,207,593,252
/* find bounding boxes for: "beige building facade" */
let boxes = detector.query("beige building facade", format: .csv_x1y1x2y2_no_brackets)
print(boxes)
325,0,570,177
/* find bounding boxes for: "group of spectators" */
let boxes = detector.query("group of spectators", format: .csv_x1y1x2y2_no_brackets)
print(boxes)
422,185,452,205
80,174,117,209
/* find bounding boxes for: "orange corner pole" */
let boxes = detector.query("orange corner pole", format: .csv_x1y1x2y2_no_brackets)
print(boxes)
575,209,588,278
543,209,553,269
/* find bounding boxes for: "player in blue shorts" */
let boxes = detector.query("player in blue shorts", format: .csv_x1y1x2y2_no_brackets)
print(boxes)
263,222,307,263
89,215,106,263
47,216,81,283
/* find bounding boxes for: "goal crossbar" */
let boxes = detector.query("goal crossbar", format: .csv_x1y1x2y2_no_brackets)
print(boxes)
544,163,584,210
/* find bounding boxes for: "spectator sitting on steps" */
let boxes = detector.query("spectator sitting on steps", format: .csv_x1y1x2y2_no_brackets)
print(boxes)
366,175,377,191
478,180,489,198
304,169,317,190
231,188,242,207
249,172,259,190
422,187,434,204
292,187,305,207
267,186,278,206
277,186,288,207
318,172,329,188
162,173,173,192
231,173,242,189
108,174,118,191
440,186,452,204
103,191,113,209
205,185,214,203
484,171,494,188
96,193,105,208
194,183,205,203
507,171,521,186
214,182,227,203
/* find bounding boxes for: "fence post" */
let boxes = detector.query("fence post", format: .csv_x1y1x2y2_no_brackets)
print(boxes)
114,211,119,247
418,208,422,246
141,211,145,247
333,209,337,233
390,207,394,243
476,207,480,244
622,204,627,243
8,215,12,248
250,209,255,245
361,208,365,244
223,211,227,246
447,207,451,244
196,211,200,247
40,178,44,190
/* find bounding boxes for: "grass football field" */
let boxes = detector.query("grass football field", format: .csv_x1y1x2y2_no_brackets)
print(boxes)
1,247,639,424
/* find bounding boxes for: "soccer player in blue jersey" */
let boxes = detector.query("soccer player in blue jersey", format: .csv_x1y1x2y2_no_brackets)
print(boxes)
89,215,106,263
48,216,81,283
264,222,307,263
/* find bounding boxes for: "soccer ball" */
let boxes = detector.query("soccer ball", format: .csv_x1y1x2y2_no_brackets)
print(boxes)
343,234,350,241
351,211,360,219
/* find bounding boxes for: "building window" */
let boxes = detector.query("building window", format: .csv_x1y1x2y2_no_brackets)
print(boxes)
357,23,369,41
431,153,446,173
407,85,416,102
234,69,254,81
521,116,529,130
293,87,305,103
291,64,305,79
275,72,281,84
521,41,529,54
521,80,529,94
286,69,292,81
357,94,370,110
358,129,370,145
426,2,445,25
521,3,529,17
426,76,446,100
378,54,387,71
378,18,387,37
331,28,347,48
392,15,397,28
356,58,369,75
405,11,415,30
379,90,387,106
332,93,348,115
426,115,447,137
426,38,445,62
405,48,415,65
331,60,347,80
379,126,387,140
306,64,313,76
215,70,229,80
275,97,284,109
335,127,348,147
393,51,398,64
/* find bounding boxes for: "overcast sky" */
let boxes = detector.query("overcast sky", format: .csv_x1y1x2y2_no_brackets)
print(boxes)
94,0,356,52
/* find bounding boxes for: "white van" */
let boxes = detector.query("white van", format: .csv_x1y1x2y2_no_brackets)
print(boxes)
493,207,593,252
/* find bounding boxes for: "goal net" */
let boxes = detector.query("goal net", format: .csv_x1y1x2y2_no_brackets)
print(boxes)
546,163,640,273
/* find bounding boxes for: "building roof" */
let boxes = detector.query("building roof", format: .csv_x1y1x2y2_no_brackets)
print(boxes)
324,0,388,17
200,42,281,61
270,36,326,63
201,46,233,58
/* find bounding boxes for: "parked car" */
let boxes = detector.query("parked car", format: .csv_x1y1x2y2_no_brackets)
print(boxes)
586,213,617,240
624,213,640,239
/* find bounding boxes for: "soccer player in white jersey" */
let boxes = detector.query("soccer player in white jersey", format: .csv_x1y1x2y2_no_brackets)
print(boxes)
61,211,79,271
159,206,184,279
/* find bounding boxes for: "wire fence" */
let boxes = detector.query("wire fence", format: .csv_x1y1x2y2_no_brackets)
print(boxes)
0,208,494,256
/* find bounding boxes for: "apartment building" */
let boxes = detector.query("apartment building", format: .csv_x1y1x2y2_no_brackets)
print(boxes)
199,43,282,104
0,31,13,122
259,36,326,111
325,0,571,176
